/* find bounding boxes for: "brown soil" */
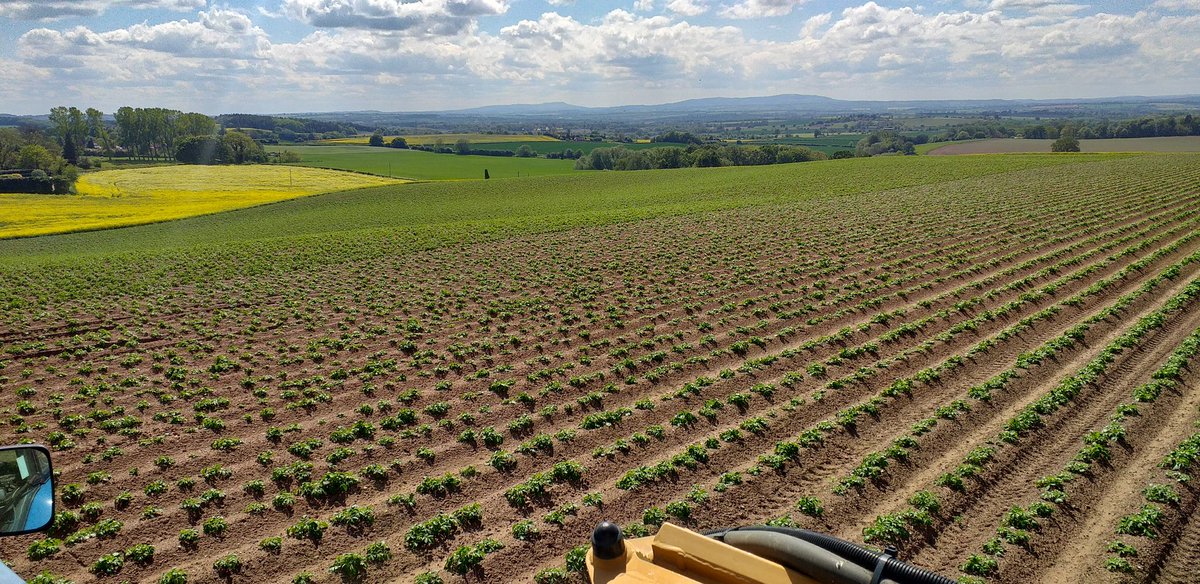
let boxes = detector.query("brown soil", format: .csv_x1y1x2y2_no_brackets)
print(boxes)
1,155,1199,584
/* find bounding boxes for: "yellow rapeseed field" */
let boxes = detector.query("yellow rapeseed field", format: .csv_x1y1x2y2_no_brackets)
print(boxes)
319,133,560,145
0,165,404,239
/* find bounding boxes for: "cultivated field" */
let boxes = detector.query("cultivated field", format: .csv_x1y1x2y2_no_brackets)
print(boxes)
928,136,1200,155
1,153,1199,584
0,166,402,239
265,145,576,181
319,134,560,146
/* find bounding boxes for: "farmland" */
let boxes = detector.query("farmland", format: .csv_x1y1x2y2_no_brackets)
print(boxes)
928,136,1200,155
264,145,576,180
1,153,1199,584
319,134,561,146
0,166,401,239
737,134,864,155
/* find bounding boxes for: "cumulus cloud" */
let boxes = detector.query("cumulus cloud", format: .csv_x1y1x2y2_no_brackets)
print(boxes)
280,0,509,34
3,1,1200,113
0,0,205,21
546,0,574,5
17,6,269,74
1153,0,1200,9
497,10,747,82
719,0,807,19
665,0,708,16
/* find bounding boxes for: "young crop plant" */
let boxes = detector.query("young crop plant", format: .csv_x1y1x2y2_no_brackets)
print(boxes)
27,538,61,561
329,553,367,580
213,554,242,577
332,505,376,533
178,529,200,548
512,519,540,541
158,568,188,584
202,515,229,537
91,552,125,576
1116,504,1164,538
796,497,824,518
665,500,692,522
126,543,155,565
362,542,391,563
260,536,283,553
287,515,329,543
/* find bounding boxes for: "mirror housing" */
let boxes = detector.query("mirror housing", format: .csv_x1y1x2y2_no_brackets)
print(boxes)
0,445,55,536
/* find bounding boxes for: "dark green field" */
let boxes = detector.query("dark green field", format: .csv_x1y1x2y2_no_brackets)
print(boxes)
1,153,1117,266
266,144,576,180
738,134,864,155
471,141,669,156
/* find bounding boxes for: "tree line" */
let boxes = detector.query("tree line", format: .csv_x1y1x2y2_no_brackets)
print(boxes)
1,105,279,194
0,127,78,193
574,143,826,171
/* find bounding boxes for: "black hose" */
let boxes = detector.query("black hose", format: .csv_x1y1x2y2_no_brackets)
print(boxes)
707,526,956,584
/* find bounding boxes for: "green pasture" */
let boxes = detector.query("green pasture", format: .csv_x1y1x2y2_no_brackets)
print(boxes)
738,135,865,155
474,141,669,156
266,144,576,180
1,153,1135,270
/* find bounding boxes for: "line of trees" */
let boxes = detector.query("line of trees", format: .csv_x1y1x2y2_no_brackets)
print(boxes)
217,114,359,136
924,113,1200,143
0,127,78,193
114,107,217,160
174,133,266,165
1022,114,1200,140
650,131,703,145
574,143,826,171
855,132,916,157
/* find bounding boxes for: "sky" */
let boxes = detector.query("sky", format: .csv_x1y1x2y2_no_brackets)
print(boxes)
0,0,1198,115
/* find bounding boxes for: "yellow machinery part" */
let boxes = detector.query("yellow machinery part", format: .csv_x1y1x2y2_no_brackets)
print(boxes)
587,523,821,584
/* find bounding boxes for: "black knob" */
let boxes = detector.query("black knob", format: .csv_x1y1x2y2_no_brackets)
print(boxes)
591,521,625,560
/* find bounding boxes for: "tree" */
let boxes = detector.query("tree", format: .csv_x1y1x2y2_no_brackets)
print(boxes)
175,113,217,139
369,133,385,147
651,131,702,145
222,131,265,164
62,135,78,165
49,106,86,162
1051,135,1080,152
176,136,231,164
454,138,471,155
85,108,116,161
516,145,535,158
389,137,407,149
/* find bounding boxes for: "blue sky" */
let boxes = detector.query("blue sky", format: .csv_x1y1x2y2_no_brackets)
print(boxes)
0,0,1197,115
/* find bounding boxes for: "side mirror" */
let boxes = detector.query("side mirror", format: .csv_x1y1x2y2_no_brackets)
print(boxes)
0,445,55,536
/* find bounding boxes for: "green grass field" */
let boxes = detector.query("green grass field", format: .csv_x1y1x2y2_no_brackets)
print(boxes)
267,144,576,180
319,133,560,146
737,135,865,155
1,154,1131,269
475,141,669,155
928,136,1200,155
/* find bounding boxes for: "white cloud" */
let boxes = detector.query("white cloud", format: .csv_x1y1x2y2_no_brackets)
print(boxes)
496,9,747,82
280,0,509,34
1154,0,1200,9
4,1,1200,113
19,7,269,62
0,0,205,21
666,0,708,16
546,0,574,5
719,0,807,19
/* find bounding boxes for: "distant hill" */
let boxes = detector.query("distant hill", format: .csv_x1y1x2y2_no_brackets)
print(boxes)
277,94,1200,126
